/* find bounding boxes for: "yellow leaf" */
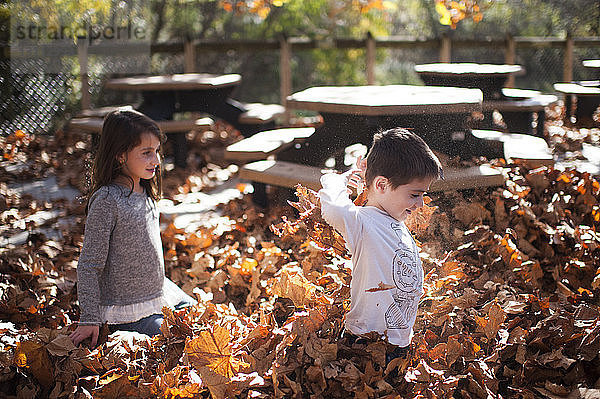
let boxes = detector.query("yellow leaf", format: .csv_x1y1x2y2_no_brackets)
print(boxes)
240,257,258,276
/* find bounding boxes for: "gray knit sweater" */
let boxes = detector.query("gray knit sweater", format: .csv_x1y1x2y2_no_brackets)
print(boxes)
77,184,165,325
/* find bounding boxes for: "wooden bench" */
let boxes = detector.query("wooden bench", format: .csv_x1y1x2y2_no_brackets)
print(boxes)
554,82,600,127
224,127,315,163
482,89,558,137
76,104,136,118
238,103,286,124
69,117,214,134
470,129,553,168
68,117,214,168
239,160,505,193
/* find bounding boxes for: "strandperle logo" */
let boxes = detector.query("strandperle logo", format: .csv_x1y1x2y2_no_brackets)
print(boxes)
13,22,147,45
10,1,151,74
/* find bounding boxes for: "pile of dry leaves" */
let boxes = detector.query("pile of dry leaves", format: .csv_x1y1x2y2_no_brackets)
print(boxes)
1,112,600,398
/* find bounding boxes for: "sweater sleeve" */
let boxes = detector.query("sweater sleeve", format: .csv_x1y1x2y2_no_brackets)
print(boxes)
76,188,117,325
318,171,362,253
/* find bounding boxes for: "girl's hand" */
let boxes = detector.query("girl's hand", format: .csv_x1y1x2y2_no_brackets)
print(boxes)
70,325,100,347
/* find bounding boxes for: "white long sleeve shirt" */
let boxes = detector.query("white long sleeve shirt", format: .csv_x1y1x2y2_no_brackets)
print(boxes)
319,172,424,347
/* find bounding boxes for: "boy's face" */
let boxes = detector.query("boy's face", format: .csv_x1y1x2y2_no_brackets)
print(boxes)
367,176,434,222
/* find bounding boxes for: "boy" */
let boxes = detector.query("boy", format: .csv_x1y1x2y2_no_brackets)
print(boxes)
319,127,443,362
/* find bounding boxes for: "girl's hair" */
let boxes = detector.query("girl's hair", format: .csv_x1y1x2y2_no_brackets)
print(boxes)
86,110,166,210
365,127,443,189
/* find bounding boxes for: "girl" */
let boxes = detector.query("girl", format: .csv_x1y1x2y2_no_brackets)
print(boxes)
70,110,195,347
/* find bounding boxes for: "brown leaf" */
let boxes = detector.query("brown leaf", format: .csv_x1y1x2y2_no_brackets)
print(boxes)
13,340,54,391
303,333,337,364
94,374,139,399
452,202,491,226
405,197,437,235
45,334,77,357
485,303,506,340
197,366,230,399
270,267,317,307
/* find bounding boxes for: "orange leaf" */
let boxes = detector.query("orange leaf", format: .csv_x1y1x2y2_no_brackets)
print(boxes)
184,231,213,249
185,325,246,378
365,282,395,292
557,173,571,183
428,342,447,361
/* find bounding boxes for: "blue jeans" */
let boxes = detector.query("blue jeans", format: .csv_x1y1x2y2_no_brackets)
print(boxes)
108,298,195,337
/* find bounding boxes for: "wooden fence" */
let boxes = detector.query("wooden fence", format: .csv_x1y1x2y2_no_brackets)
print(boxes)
7,34,600,110
156,34,600,115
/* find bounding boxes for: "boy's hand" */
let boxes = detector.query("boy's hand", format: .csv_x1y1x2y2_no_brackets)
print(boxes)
356,155,367,178
70,325,100,347
346,155,366,192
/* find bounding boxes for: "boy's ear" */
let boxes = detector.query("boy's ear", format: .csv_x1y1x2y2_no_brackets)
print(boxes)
372,176,388,192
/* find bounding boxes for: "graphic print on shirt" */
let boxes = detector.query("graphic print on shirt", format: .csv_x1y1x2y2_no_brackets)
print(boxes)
385,222,422,330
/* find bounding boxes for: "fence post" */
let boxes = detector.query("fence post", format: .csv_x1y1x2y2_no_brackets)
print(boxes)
279,35,292,124
505,33,516,87
184,38,197,73
563,32,574,82
77,39,91,110
366,31,376,85
440,33,451,62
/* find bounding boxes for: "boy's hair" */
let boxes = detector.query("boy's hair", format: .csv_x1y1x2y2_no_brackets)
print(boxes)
365,127,443,189
86,110,166,210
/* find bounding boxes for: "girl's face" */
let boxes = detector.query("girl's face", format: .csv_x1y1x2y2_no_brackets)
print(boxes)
119,132,161,187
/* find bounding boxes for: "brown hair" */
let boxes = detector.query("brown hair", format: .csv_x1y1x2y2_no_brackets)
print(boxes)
85,110,165,212
365,127,443,189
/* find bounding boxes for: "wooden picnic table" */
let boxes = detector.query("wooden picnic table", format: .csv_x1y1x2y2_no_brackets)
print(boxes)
414,63,523,100
281,84,483,166
105,73,269,167
415,63,559,136
583,59,600,72
554,82,600,127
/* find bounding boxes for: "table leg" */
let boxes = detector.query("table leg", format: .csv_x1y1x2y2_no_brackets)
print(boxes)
418,75,507,100
501,111,534,135
575,95,600,127
209,98,272,137
536,110,546,137
564,94,573,124
278,113,374,167
278,112,476,166
178,89,263,137
137,92,190,168
480,111,495,130
138,92,177,121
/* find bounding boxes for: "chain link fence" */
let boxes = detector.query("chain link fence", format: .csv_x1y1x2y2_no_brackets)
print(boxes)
0,59,74,135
